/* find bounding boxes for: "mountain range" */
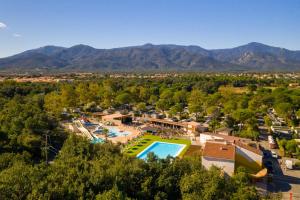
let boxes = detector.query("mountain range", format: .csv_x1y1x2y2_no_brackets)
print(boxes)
1,42,300,72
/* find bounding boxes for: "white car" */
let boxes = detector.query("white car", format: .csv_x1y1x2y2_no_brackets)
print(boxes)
271,151,278,159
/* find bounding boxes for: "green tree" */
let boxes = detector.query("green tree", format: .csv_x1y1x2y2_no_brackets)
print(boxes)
173,90,187,104
44,92,63,116
115,92,132,105
156,99,169,113
76,83,90,105
168,103,184,117
247,84,257,92
103,128,109,141
61,85,76,107
148,95,158,105
264,115,272,133
96,186,126,200
136,102,147,112
275,102,293,120
188,90,205,119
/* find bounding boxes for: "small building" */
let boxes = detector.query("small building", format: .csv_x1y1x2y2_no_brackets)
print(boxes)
141,117,206,135
91,112,107,121
215,127,233,136
140,125,158,134
199,132,248,146
102,113,132,125
202,142,236,176
186,121,207,134
289,83,299,87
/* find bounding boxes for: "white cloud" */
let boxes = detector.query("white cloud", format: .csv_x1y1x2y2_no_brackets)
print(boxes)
0,22,7,29
13,33,22,37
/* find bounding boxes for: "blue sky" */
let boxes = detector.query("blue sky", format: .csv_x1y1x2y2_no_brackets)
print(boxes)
0,0,299,57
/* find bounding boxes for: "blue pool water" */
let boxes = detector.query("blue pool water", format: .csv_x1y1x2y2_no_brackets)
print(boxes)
108,127,131,137
137,142,186,159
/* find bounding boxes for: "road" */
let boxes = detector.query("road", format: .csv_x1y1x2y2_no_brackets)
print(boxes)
258,126,300,199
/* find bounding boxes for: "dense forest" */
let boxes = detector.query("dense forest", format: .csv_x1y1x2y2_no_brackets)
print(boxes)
0,74,299,199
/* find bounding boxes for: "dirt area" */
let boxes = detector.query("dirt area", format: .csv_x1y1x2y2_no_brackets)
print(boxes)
107,125,141,144
218,86,248,94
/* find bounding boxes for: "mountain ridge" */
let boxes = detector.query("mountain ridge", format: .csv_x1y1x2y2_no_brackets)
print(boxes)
0,42,300,72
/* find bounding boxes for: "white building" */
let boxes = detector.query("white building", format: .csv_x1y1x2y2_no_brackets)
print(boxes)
200,133,263,174
202,142,235,176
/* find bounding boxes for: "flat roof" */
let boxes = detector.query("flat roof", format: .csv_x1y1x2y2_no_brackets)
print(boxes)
102,113,131,119
200,132,249,143
203,142,235,161
142,117,188,127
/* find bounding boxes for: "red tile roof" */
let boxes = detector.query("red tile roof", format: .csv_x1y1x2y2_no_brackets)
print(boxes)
203,142,236,161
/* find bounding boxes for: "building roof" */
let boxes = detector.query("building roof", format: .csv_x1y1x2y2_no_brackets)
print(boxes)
102,113,131,120
234,141,262,156
92,112,107,116
216,127,233,133
142,117,187,127
200,132,250,143
200,132,262,156
140,125,158,132
203,142,236,161
187,121,202,127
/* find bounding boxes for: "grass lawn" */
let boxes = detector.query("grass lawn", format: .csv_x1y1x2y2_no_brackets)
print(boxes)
183,145,202,157
263,86,278,91
124,134,191,158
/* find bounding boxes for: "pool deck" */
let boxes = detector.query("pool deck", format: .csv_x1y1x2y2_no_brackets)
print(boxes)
106,124,141,144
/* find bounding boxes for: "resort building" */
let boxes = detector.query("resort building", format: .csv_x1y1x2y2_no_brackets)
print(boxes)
202,142,236,176
141,117,185,129
215,127,233,136
140,117,207,134
139,125,159,134
199,132,263,175
185,121,206,134
102,113,132,125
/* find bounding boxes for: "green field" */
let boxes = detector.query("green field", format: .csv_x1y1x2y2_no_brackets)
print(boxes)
218,86,248,94
124,135,191,158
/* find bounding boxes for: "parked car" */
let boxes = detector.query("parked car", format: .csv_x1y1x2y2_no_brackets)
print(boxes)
271,151,278,159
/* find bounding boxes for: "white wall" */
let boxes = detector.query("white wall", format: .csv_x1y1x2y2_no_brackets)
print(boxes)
202,156,235,176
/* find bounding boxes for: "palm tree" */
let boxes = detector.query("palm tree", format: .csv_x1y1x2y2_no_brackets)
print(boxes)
103,128,109,141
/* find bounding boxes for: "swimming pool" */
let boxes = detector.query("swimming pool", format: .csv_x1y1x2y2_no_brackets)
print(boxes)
108,126,131,137
137,142,186,159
